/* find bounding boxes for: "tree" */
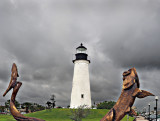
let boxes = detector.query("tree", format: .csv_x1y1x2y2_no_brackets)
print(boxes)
46,101,52,109
5,100,20,109
50,94,56,108
36,104,45,111
30,103,45,112
21,102,45,113
5,100,9,110
21,102,45,112
0,106,5,112
97,101,116,109
21,102,32,113
70,105,90,121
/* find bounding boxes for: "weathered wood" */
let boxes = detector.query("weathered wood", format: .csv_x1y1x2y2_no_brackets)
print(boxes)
101,68,154,121
3,63,45,121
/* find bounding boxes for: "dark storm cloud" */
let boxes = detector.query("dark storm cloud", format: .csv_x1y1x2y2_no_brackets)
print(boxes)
0,0,160,110
99,1,160,69
0,66,9,81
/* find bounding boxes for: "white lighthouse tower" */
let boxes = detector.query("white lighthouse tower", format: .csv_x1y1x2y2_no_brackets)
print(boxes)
70,43,91,108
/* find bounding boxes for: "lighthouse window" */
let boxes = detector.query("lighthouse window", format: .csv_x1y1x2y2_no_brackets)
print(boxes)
81,94,84,98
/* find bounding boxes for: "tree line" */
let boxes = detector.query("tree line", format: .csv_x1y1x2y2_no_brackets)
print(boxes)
0,94,56,113
1,100,45,113
96,101,116,109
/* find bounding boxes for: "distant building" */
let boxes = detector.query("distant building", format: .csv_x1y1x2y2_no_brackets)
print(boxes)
70,43,91,108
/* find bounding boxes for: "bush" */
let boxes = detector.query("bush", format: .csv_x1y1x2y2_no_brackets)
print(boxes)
70,105,90,121
97,101,116,109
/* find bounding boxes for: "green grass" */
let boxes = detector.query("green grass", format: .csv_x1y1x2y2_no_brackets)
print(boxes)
0,109,135,121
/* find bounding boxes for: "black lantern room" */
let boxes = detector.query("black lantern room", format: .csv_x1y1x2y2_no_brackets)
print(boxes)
73,43,90,63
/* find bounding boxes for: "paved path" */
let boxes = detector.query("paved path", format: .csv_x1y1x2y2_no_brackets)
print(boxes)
136,116,148,121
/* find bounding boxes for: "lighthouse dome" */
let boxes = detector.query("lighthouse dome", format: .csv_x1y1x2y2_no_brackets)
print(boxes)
73,43,90,63
76,43,87,54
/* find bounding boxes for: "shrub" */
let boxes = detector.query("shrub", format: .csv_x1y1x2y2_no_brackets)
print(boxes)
97,101,116,109
70,105,90,121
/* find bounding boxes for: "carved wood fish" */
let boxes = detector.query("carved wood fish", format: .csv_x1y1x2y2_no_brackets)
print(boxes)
101,68,154,121
3,63,45,121
3,63,19,97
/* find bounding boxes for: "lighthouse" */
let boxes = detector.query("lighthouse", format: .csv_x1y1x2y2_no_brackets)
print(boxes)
70,43,91,108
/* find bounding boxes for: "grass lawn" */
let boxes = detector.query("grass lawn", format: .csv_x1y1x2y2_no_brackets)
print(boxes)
0,109,135,121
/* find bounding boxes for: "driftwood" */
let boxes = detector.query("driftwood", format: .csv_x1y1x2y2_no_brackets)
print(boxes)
3,63,45,121
101,68,154,121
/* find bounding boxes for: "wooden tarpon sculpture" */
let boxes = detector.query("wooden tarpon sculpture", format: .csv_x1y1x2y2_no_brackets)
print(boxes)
3,63,45,121
101,68,154,121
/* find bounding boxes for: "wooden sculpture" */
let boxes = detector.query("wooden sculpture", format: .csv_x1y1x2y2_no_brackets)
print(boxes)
101,68,154,121
3,63,45,121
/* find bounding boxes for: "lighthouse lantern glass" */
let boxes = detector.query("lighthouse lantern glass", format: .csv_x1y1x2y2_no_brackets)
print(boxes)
76,47,86,54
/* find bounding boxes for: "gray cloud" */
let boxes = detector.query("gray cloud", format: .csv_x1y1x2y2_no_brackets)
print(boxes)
0,0,160,111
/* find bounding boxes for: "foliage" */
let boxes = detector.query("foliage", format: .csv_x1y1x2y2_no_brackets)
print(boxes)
50,94,56,108
0,106,5,112
21,102,32,113
46,94,56,109
70,105,90,121
5,100,20,109
30,103,45,112
21,102,45,113
97,101,116,109
46,101,52,109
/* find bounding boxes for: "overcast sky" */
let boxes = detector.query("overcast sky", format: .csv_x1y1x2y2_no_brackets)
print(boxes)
0,0,160,111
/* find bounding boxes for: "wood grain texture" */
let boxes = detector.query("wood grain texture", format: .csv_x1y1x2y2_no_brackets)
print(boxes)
3,63,45,121
101,68,154,121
